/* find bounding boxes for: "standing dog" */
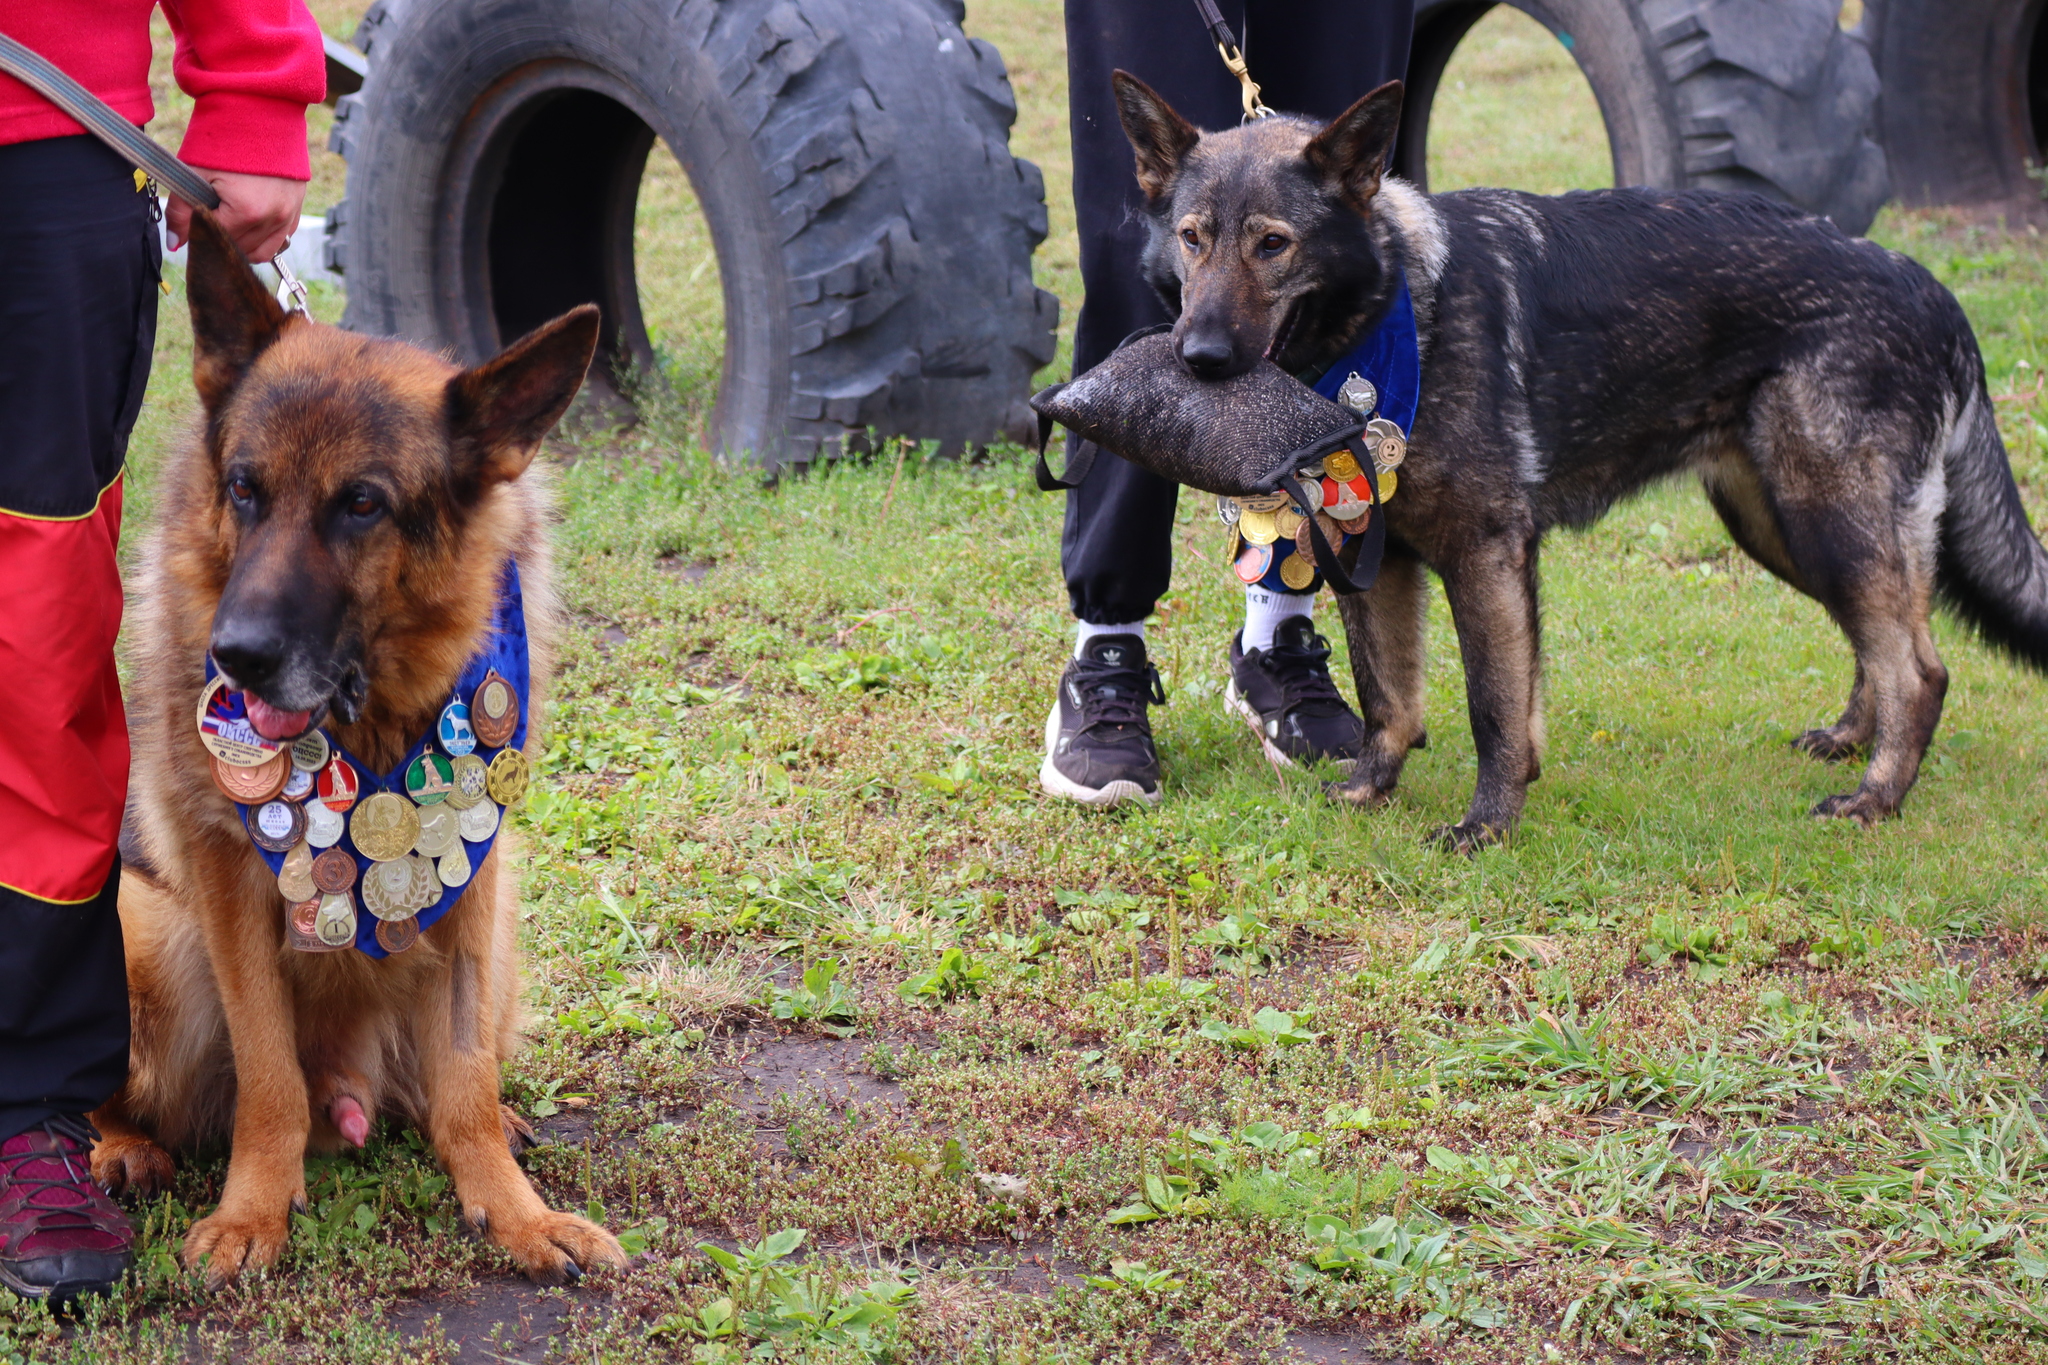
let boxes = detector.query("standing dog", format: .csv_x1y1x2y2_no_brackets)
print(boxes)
91,212,625,1285
1113,73,2048,848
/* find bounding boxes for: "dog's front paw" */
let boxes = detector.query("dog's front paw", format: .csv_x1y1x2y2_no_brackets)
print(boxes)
483,1208,628,1285
183,1208,292,1287
1792,728,1864,763
1811,789,1897,826
91,1133,174,1196
501,1104,538,1156
1428,820,1505,854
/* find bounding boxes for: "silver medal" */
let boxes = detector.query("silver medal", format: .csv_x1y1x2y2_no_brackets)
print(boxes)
1337,371,1377,415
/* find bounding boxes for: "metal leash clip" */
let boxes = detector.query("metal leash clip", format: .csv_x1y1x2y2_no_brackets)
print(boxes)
272,239,312,318
1189,0,1274,121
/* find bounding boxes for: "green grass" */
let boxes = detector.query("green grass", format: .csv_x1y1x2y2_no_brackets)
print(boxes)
28,3,2048,1363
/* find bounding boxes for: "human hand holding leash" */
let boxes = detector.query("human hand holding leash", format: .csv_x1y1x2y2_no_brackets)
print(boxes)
166,169,306,262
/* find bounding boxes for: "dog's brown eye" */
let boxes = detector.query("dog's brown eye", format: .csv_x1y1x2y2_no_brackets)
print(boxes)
1260,233,1289,255
1180,228,1200,248
227,476,255,504
346,487,383,519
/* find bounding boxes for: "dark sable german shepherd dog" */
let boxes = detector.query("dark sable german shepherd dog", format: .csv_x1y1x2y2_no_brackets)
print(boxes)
92,212,625,1285
1113,72,2048,849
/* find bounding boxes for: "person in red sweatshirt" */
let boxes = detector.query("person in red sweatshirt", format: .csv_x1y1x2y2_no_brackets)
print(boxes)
0,0,323,1302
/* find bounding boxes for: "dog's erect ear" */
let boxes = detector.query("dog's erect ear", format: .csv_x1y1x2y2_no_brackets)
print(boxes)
446,304,601,486
187,209,293,413
1304,80,1406,213
1113,70,1200,202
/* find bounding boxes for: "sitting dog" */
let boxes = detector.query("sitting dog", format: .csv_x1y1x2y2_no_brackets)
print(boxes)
91,211,625,1285
1112,72,2048,848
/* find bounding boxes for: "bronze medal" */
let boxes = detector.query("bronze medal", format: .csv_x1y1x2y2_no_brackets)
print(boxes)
312,846,357,895
314,892,357,947
485,749,529,807
445,754,489,809
286,897,342,953
413,804,459,859
248,799,306,853
437,842,472,888
1336,505,1372,535
212,751,289,804
457,798,500,843
350,792,421,862
196,677,285,768
470,670,518,747
1279,551,1317,591
304,798,346,849
1295,512,1343,559
290,729,330,773
375,915,420,954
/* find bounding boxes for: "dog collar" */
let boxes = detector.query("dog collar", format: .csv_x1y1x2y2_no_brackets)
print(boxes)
1309,269,1420,435
198,559,531,959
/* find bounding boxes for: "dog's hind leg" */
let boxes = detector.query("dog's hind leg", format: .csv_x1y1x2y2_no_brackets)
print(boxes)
1808,588,1947,824
1792,660,1875,762
1330,550,1430,806
415,856,625,1284
1435,532,1543,850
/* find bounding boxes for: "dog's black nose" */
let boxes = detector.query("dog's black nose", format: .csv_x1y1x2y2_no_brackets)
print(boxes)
1177,333,1237,380
210,620,287,688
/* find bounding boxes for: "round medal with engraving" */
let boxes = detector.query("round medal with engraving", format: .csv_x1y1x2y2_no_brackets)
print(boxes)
1325,449,1363,483
486,749,529,806
1239,509,1279,546
361,857,418,920
290,896,321,938
196,678,285,768
312,846,357,895
281,766,314,801
457,799,500,843
375,915,420,954
445,754,489,809
470,670,518,747
437,700,477,757
1233,540,1273,585
248,799,306,853
1377,468,1398,502
290,729,330,773
277,842,317,901
403,853,443,910
304,798,345,848
1337,372,1377,415
404,752,456,806
212,751,288,804
1279,551,1316,591
1216,496,1242,528
413,805,459,859
350,792,420,862
315,755,360,812
1295,512,1344,559
1274,505,1306,540
1336,506,1372,535
437,842,471,888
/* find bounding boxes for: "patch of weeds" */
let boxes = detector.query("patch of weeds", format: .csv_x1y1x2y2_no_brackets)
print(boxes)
1638,911,1733,981
670,1227,915,1360
1192,909,1280,975
898,947,990,1006
1805,904,1890,969
766,956,862,1036
1198,1006,1318,1050
1559,1259,1830,1355
1296,1213,1505,1330
1082,1259,1185,1293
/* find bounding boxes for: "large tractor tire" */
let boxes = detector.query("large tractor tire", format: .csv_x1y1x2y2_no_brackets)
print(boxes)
325,0,1059,466
1394,0,1890,234
1862,0,2044,215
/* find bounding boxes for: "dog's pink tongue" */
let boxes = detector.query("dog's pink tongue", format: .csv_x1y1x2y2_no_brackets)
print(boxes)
243,692,311,741
330,1097,369,1148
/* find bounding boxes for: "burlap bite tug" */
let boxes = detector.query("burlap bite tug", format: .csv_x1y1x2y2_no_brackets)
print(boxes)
1030,330,1387,594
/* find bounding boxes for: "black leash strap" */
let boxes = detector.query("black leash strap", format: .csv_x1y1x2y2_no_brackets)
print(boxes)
0,33,221,210
1186,0,1274,120
1270,425,1384,596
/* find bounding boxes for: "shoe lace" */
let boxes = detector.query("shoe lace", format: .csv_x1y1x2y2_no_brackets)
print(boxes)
1070,655,1167,734
1259,628,1348,715
1,1116,104,1233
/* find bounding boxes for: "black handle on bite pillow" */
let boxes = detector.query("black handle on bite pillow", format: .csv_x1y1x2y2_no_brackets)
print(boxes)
1277,434,1384,596
1032,387,1100,492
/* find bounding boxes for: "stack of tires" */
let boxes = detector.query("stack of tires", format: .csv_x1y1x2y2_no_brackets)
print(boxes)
325,0,1058,468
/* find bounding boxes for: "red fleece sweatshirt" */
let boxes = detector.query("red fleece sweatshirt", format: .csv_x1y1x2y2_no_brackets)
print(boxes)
0,1,324,180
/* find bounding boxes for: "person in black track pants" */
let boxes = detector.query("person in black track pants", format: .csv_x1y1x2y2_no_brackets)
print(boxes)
1039,0,1413,807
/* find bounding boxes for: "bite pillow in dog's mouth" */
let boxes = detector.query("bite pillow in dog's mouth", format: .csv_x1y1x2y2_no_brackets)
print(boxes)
1030,331,1361,498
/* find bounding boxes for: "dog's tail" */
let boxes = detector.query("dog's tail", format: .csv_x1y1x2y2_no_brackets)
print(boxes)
1937,380,2048,670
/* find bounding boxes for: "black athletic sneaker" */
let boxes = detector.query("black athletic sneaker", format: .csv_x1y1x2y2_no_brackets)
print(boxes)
1040,634,1167,807
1227,618,1365,769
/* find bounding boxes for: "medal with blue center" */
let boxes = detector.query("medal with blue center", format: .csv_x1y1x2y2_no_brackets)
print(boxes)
199,560,533,958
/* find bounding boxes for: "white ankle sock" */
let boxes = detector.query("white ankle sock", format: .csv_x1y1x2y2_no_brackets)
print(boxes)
1242,585,1313,652
1075,618,1145,658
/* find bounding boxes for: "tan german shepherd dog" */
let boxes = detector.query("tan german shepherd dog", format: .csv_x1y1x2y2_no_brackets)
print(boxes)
89,212,626,1286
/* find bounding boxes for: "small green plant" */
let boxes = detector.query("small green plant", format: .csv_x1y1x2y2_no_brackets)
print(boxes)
1301,1214,1503,1329
1638,912,1732,982
767,957,861,1036
897,946,990,1005
679,1228,914,1359
1199,1006,1318,1049
1082,1259,1185,1293
1192,910,1279,973
1806,916,1886,969
1104,1170,1213,1224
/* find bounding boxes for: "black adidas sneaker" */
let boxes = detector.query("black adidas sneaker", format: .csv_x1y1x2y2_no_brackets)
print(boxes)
1227,617,1365,769
1040,634,1167,807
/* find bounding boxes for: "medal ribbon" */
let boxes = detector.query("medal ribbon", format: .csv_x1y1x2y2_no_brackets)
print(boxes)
206,559,531,958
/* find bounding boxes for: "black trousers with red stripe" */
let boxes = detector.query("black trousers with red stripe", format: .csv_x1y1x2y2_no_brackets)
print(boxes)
1059,0,1412,624
0,136,158,1141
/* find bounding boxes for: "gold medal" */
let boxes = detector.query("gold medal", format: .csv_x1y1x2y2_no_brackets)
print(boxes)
312,846,357,895
1274,506,1306,540
212,751,289,804
1239,492,1289,513
289,729,330,773
196,677,285,768
1377,468,1398,502
485,749,529,807
1224,525,1243,564
1325,449,1362,483
277,842,317,902
1279,551,1316,591
350,792,421,862
375,915,420,954
405,853,443,910
445,754,489,809
457,799,500,843
404,752,456,806
361,856,419,920
247,799,306,853
314,892,357,947
437,842,472,888
470,669,519,747
304,798,345,848
1239,509,1279,546
413,804,459,858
